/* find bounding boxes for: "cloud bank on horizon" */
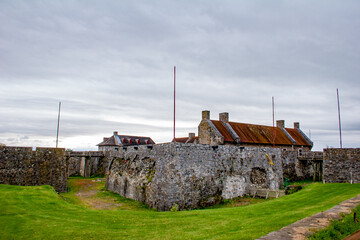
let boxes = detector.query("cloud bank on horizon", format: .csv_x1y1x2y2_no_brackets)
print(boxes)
0,0,359,151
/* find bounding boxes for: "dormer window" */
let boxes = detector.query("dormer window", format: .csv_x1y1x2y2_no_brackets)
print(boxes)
129,138,133,144
122,138,126,144
146,139,150,144
136,139,140,144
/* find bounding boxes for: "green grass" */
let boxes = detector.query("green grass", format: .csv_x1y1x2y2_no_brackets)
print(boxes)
310,205,360,240
0,183,359,240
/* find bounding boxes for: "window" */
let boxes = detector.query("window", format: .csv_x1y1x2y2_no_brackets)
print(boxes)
298,148,303,156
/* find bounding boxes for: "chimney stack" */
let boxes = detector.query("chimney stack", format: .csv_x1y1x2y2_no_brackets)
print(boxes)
113,131,118,135
276,120,285,128
202,110,210,120
219,112,229,123
294,122,300,129
188,133,195,139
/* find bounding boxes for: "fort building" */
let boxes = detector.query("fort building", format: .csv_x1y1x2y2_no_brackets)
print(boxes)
198,110,312,152
97,131,155,151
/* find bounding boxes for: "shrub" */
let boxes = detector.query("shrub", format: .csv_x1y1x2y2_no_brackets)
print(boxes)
285,185,302,195
170,204,179,212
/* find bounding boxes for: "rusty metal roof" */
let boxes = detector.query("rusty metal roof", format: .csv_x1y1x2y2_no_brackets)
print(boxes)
229,122,294,145
211,120,234,142
211,120,311,147
174,136,199,143
285,128,312,146
174,137,189,143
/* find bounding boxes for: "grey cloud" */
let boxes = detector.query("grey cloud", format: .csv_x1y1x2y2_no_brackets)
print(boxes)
0,0,359,151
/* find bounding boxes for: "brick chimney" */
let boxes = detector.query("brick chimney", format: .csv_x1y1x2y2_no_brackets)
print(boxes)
276,120,285,128
219,112,229,123
189,133,195,139
103,137,109,141
113,131,118,135
294,122,300,129
202,110,210,120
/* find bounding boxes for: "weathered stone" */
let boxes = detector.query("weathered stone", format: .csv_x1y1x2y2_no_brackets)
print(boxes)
66,151,110,177
323,148,360,183
106,143,285,211
0,146,67,192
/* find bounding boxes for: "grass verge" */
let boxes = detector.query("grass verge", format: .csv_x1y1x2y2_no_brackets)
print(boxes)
0,182,359,240
309,205,360,240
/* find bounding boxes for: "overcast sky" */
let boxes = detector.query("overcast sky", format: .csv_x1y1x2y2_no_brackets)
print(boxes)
0,0,359,151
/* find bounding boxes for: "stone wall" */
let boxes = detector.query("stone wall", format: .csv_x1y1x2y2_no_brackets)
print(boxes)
0,146,67,192
282,150,314,181
323,148,360,183
106,143,287,211
67,151,109,177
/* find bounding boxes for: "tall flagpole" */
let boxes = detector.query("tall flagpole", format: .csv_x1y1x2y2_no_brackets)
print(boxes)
173,66,176,142
56,101,61,148
337,88,342,148
272,96,275,148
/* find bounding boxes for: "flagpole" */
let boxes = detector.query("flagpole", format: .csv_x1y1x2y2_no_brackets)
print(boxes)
337,88,342,148
173,66,176,143
272,96,275,148
56,101,61,148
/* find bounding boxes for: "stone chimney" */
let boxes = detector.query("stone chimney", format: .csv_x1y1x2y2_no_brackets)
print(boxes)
276,120,285,128
202,110,210,120
219,112,229,123
113,131,118,135
188,133,195,139
294,122,300,129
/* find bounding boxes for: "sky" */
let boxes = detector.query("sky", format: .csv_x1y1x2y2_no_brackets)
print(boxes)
0,0,359,151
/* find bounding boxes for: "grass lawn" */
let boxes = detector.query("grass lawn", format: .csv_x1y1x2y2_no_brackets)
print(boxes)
0,181,359,240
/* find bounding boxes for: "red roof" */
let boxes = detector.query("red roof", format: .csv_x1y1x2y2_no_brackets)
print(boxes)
285,128,311,146
174,137,189,143
211,120,311,147
174,136,199,143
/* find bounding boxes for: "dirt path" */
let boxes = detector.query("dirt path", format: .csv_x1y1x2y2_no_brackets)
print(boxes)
73,178,123,210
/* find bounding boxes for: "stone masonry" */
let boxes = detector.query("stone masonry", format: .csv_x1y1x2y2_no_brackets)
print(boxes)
0,146,67,192
106,143,295,211
67,151,109,177
323,148,360,183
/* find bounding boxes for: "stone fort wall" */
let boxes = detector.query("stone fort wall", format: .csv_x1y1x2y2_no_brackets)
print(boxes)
323,148,360,183
67,151,110,177
2,143,358,210
106,143,296,211
0,146,67,192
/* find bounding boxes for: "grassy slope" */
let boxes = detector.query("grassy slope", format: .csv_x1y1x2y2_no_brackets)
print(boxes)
0,183,359,240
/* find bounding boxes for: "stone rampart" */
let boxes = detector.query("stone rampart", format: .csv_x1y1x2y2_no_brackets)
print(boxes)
0,146,67,192
282,150,315,181
106,143,289,211
323,148,360,183
67,151,108,177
